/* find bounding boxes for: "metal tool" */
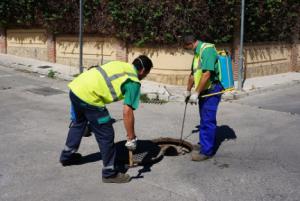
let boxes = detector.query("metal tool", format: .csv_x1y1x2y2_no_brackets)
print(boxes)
128,150,134,167
179,102,188,143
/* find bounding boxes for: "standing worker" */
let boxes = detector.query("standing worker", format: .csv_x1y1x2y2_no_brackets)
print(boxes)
59,55,153,183
183,35,223,161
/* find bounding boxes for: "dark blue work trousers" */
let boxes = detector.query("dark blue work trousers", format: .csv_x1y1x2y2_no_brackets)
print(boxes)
60,91,117,178
198,83,222,156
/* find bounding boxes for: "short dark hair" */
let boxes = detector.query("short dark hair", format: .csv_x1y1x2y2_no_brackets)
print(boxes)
132,55,153,72
183,35,196,45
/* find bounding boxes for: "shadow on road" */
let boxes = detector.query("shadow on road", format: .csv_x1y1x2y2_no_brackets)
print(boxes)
77,126,235,168
80,152,102,163
115,140,164,179
72,140,164,179
213,125,237,155
189,124,236,155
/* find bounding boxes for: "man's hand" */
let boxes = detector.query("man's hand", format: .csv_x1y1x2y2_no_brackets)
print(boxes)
125,137,138,151
184,90,191,103
188,92,199,104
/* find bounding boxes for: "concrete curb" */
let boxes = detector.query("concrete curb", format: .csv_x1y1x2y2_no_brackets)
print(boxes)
222,80,300,101
0,54,77,81
153,79,300,103
1,53,300,103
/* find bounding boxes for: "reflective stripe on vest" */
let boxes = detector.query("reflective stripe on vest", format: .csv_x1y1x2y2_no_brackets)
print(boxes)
97,66,138,102
97,67,118,101
110,72,138,81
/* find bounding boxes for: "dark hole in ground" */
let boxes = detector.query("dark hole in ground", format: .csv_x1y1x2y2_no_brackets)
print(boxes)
115,138,193,166
152,137,193,156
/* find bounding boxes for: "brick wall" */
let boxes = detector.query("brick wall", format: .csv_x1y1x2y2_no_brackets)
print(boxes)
55,36,118,68
244,43,292,78
2,28,300,85
6,29,48,61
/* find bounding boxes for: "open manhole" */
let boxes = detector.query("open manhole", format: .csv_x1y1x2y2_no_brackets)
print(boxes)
115,138,192,166
152,137,193,156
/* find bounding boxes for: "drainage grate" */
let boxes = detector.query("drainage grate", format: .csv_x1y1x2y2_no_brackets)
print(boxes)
38,65,52,69
1,86,12,90
26,87,65,96
140,94,168,104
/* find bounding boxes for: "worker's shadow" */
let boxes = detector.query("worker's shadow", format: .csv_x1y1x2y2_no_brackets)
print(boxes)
213,125,237,155
74,140,162,180
115,140,164,180
192,124,236,155
80,152,102,164
68,140,163,177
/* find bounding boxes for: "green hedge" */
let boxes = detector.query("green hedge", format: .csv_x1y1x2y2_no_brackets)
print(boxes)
0,0,299,45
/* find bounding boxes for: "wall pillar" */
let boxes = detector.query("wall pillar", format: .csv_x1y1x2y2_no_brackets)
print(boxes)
231,4,241,81
291,43,299,72
290,15,300,72
0,28,7,54
47,32,56,63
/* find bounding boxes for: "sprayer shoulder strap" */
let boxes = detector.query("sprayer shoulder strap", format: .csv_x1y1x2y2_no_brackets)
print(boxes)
196,43,215,69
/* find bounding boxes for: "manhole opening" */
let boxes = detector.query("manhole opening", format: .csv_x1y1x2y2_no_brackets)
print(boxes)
115,138,193,166
152,137,193,156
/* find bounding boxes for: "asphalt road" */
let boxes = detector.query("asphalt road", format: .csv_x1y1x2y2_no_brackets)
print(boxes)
0,65,299,201
237,84,300,115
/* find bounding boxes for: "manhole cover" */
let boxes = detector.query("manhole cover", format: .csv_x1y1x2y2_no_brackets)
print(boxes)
26,87,65,96
115,138,192,166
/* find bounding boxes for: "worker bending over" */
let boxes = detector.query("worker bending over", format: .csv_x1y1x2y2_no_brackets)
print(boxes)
59,55,153,183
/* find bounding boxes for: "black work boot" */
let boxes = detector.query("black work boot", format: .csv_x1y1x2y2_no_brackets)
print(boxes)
102,173,131,183
60,153,82,166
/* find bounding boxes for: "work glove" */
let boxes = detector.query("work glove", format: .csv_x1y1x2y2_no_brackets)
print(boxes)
188,92,199,105
125,137,138,151
184,90,191,103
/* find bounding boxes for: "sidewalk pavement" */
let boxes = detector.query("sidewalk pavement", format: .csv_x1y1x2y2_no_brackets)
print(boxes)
1,53,300,102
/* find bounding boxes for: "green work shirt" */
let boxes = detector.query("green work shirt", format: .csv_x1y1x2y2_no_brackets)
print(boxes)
121,79,141,110
194,41,219,82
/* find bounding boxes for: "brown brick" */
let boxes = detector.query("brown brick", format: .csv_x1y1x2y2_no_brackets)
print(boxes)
47,33,56,63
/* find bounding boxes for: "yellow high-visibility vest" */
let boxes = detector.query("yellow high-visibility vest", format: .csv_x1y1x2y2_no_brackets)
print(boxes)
69,61,140,107
192,43,215,89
